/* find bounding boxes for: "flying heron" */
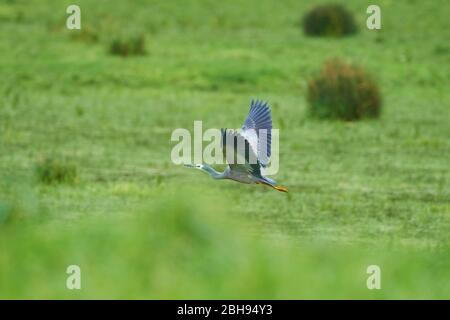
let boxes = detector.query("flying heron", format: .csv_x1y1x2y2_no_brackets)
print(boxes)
185,100,288,193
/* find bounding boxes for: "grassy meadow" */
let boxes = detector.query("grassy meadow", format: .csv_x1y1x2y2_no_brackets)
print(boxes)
0,0,449,299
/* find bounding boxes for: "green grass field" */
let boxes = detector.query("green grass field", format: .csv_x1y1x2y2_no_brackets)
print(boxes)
0,0,449,299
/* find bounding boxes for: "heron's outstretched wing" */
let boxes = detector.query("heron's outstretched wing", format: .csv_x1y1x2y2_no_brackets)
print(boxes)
241,99,272,167
221,128,261,176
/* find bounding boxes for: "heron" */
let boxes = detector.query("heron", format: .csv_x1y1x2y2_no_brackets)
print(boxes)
185,100,288,193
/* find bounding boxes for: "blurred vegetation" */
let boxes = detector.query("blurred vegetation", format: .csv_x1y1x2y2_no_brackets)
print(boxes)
70,25,99,43
302,4,357,37
307,59,381,120
109,34,146,57
0,0,449,298
1,189,450,299
0,201,14,224
35,157,79,185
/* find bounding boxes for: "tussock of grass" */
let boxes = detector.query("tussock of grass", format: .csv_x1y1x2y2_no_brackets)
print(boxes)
307,59,381,120
35,158,78,185
70,25,99,43
109,34,146,57
302,4,357,37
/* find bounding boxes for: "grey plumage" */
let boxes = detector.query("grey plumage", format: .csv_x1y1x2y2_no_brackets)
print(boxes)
184,99,287,193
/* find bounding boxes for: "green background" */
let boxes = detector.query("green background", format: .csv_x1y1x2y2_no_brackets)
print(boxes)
0,0,449,299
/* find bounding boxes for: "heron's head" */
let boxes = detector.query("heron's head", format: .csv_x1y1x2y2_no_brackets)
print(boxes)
184,164,203,170
183,163,222,179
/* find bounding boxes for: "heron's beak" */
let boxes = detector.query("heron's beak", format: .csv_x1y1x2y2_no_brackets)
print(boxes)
183,164,195,168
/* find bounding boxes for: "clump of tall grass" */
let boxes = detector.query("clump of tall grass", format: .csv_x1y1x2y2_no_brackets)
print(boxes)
70,25,99,43
307,59,381,120
35,158,78,185
109,34,146,57
302,4,357,37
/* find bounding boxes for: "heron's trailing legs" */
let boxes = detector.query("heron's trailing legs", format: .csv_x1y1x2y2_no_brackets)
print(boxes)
256,180,289,193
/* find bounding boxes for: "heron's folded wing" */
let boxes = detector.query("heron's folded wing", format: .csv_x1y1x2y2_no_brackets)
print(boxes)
221,128,261,176
241,99,272,167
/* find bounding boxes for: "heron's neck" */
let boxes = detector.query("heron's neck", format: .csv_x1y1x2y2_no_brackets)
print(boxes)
201,164,225,179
